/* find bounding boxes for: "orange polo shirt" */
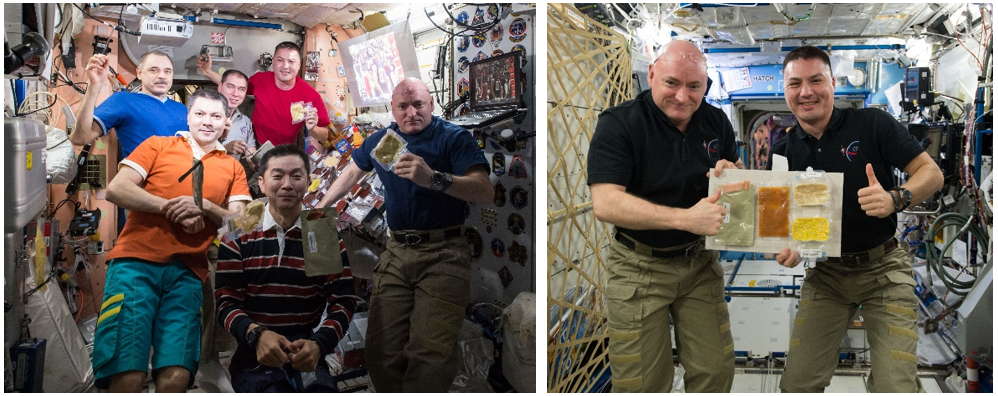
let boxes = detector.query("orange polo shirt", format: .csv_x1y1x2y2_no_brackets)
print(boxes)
107,134,251,282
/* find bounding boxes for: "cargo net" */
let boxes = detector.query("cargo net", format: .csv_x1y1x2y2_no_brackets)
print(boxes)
547,3,632,393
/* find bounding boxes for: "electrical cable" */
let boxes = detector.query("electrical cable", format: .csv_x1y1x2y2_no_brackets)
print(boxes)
72,4,141,36
925,212,990,297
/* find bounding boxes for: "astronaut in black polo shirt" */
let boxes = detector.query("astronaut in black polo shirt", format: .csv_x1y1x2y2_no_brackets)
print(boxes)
587,40,742,393
768,46,944,392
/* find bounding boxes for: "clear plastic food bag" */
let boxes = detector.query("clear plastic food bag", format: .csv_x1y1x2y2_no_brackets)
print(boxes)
715,182,756,247
792,167,832,207
758,184,791,238
370,128,409,171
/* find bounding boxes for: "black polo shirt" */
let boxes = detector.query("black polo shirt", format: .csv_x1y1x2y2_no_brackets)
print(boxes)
768,107,924,253
588,89,739,249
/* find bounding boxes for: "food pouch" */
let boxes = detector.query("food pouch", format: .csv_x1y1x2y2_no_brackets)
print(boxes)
300,208,344,276
758,185,790,237
792,167,832,206
714,184,756,246
371,128,409,170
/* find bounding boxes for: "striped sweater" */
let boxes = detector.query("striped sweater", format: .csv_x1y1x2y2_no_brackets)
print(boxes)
215,221,359,356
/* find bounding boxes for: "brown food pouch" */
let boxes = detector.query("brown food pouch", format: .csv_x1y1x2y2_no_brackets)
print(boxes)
758,186,790,237
300,208,343,276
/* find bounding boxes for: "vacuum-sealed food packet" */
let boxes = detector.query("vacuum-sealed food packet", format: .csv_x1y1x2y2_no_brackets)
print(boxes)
715,184,756,247
758,185,790,237
220,199,267,241
791,216,830,242
792,167,832,206
371,128,409,170
290,101,313,124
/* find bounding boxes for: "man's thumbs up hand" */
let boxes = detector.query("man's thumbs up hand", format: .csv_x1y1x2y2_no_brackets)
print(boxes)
858,163,893,218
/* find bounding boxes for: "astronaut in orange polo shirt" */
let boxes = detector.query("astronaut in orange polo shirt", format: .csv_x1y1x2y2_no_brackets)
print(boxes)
92,88,251,392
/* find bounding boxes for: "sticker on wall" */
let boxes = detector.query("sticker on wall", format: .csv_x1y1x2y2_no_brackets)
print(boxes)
457,36,470,53
458,78,470,97
494,181,507,207
457,11,469,24
491,152,505,176
490,140,503,151
508,241,527,267
473,8,485,25
491,237,506,258
487,4,500,19
492,49,504,57
457,56,470,73
511,45,527,67
465,227,483,261
509,17,527,42
515,129,529,151
304,51,320,81
473,51,488,62
497,266,513,288
507,213,526,235
510,186,528,210
472,32,486,48
482,208,498,226
337,65,346,77
475,131,486,149
509,154,528,179
491,23,504,47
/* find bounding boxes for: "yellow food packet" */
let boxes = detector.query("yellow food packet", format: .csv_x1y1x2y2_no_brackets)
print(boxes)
792,217,830,242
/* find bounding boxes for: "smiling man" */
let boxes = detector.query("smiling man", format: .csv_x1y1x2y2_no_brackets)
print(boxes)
317,77,492,392
215,144,360,392
93,88,251,392
769,45,943,393
200,42,330,147
587,40,741,392
72,51,189,158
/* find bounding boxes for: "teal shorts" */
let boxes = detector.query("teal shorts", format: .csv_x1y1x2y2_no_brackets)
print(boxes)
92,258,203,389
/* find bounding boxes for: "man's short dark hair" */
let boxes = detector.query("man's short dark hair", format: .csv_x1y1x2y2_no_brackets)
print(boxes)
259,144,311,175
220,69,249,86
188,88,231,117
783,46,832,75
138,50,174,68
274,41,302,59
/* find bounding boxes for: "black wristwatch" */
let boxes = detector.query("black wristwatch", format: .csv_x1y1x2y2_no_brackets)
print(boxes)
430,171,453,192
890,187,913,212
246,325,268,348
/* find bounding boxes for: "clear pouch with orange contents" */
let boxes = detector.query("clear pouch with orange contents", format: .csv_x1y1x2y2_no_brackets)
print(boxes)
757,184,791,238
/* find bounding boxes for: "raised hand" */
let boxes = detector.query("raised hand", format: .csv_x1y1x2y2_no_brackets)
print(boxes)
857,163,893,218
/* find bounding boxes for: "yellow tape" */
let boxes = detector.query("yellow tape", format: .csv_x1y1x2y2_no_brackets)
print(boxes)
889,325,919,341
608,353,641,364
608,329,640,341
799,298,811,307
723,343,735,354
97,306,121,325
101,293,125,312
794,317,806,326
886,304,918,319
789,338,801,347
890,350,918,364
611,376,643,389
719,322,730,333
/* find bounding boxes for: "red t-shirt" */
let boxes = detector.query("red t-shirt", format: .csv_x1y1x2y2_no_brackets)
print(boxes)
247,72,331,146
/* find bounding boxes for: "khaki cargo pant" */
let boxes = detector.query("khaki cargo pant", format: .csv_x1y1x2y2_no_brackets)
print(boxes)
366,235,471,392
605,239,735,392
780,241,923,392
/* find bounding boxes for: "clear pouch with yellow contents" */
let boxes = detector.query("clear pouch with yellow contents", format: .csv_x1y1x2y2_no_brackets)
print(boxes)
370,128,410,171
